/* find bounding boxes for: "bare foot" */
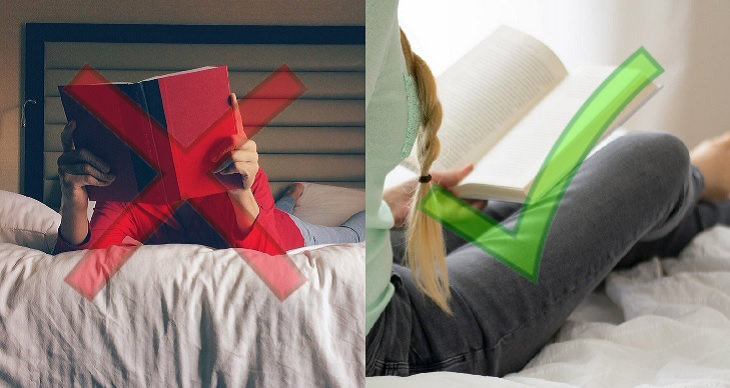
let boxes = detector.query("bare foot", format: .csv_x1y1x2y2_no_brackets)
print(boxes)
284,183,305,204
690,132,730,200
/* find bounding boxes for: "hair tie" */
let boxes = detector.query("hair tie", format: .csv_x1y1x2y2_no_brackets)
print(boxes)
418,174,432,183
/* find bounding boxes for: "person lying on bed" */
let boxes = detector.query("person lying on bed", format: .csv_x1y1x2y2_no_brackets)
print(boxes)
54,93,364,255
365,0,730,377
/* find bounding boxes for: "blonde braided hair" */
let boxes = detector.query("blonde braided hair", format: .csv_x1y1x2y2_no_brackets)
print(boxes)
400,30,450,313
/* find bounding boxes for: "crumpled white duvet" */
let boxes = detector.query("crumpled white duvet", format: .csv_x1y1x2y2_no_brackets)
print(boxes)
368,226,730,388
0,241,364,388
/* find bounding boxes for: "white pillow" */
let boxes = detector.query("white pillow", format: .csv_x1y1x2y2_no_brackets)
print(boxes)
0,190,61,253
292,183,364,226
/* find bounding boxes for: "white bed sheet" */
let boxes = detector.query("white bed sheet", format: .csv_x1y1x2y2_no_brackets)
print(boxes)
0,184,366,386
368,226,730,388
0,241,364,387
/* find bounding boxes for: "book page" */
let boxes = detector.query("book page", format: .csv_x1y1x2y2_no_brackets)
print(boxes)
460,66,615,190
142,66,217,81
426,26,568,171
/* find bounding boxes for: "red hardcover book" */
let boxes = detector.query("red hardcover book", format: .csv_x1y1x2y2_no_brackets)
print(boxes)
59,66,244,203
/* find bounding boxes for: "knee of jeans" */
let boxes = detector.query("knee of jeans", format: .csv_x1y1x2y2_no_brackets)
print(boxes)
345,211,366,242
617,132,690,193
348,224,365,242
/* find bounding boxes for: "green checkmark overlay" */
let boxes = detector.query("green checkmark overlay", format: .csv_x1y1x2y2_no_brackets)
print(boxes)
418,47,664,283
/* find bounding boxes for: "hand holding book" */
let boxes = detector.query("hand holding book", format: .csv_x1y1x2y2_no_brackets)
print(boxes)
59,66,244,203
57,120,118,246
384,163,487,228
207,92,262,235
211,93,258,191
57,121,116,209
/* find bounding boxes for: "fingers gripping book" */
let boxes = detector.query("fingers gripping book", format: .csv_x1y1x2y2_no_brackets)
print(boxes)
59,66,244,203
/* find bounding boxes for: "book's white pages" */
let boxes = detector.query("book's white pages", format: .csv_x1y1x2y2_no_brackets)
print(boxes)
401,26,660,202
407,26,568,171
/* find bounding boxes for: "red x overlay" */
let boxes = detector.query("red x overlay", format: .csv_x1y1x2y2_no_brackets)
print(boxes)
62,65,307,301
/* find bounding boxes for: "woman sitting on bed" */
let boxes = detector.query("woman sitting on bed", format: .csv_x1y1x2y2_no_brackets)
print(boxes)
54,93,364,255
366,0,730,377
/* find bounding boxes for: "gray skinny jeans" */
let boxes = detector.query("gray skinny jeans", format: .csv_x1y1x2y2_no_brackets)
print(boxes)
366,132,730,376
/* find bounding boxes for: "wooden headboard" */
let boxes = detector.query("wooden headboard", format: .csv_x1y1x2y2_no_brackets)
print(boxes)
23,23,364,209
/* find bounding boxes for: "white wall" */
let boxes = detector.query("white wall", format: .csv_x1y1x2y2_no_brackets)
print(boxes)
0,0,363,193
399,0,730,148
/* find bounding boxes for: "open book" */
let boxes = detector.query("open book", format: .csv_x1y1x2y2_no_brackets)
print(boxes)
59,66,243,203
402,26,661,202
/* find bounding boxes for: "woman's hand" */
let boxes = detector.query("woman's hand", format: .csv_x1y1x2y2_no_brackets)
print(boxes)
57,121,115,245
384,163,487,228
217,138,259,189
213,93,261,234
215,93,259,190
57,121,116,210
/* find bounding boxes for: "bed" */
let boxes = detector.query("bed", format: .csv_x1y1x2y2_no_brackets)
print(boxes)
367,225,730,388
4,23,365,387
0,189,364,387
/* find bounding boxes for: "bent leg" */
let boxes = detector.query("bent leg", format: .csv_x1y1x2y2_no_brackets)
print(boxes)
274,195,296,214
618,197,730,267
368,132,707,376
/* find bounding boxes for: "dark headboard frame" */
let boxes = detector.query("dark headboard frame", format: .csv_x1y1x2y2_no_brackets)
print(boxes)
23,23,364,201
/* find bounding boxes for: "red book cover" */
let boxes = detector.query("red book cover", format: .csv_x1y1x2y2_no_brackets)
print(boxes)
59,66,244,203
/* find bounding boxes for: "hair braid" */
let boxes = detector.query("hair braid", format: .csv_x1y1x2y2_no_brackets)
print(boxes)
400,29,450,313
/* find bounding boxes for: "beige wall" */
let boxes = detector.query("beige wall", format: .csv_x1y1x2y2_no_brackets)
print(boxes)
0,0,363,193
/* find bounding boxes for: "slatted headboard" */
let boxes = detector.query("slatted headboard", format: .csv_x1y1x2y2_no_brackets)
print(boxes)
23,24,364,209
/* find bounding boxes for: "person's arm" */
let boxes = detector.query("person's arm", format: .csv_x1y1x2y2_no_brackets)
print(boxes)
58,191,91,247
214,93,264,234
190,168,285,255
55,120,119,253
54,201,140,254
229,168,285,254
206,93,285,254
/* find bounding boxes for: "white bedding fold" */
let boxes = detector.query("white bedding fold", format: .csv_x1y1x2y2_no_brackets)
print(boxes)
0,242,364,387
367,226,730,388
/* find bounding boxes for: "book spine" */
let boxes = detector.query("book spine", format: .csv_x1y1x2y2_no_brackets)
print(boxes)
124,84,158,198
140,80,179,202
